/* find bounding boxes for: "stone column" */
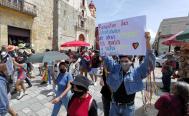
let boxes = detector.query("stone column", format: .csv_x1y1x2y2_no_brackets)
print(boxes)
0,24,8,46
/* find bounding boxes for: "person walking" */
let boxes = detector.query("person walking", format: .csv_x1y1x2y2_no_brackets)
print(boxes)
51,61,73,116
67,75,98,116
161,53,176,92
40,62,48,85
102,32,155,116
13,56,28,100
89,50,102,85
80,52,91,77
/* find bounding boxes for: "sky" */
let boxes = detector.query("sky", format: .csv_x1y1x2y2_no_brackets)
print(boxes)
93,0,189,40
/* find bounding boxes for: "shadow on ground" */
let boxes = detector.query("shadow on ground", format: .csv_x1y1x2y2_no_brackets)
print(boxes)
40,89,53,96
135,104,158,116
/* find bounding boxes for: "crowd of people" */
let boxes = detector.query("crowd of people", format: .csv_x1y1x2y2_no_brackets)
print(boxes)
0,32,189,116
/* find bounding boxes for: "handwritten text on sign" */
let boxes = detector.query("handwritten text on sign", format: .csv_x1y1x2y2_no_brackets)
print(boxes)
98,16,146,56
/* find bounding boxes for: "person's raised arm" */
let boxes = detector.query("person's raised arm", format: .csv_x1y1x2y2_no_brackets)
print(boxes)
135,32,156,79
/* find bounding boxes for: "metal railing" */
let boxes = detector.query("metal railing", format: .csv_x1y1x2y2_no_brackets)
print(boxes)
0,0,37,17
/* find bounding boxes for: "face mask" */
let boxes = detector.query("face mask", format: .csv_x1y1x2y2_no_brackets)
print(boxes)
73,90,85,97
60,68,66,73
121,62,131,72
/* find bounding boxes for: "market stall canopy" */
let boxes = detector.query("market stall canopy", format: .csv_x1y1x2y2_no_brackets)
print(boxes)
61,40,90,47
161,31,188,46
176,28,189,42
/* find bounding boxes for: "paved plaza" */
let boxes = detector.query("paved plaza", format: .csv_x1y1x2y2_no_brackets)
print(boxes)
7,65,174,116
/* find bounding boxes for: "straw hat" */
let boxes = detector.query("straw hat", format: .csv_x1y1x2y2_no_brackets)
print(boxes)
6,45,16,52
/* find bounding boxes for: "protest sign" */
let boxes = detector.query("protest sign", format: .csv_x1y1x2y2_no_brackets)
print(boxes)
98,15,146,56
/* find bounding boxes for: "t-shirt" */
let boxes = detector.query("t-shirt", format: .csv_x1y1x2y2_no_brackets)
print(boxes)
56,72,73,95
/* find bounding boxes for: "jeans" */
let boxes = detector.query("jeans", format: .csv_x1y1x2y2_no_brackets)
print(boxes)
109,102,135,116
102,96,111,116
0,77,8,115
51,91,72,116
162,73,172,92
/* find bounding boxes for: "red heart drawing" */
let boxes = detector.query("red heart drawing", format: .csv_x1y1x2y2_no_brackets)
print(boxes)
132,42,139,49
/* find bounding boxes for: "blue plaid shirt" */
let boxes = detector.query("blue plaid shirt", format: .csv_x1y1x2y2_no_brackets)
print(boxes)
103,50,155,95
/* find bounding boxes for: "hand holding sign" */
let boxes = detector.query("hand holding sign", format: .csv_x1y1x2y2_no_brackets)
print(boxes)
145,32,152,50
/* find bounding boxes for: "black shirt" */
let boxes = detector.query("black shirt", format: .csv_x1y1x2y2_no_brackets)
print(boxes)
113,71,135,103
113,82,135,103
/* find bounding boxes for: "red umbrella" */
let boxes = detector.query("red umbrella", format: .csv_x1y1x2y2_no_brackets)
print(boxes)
161,31,187,46
61,40,90,47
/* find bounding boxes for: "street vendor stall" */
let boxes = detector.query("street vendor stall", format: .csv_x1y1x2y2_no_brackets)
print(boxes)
175,29,189,82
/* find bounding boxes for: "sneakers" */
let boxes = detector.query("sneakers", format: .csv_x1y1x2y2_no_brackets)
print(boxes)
94,82,97,86
17,91,28,100
47,91,56,96
17,92,24,100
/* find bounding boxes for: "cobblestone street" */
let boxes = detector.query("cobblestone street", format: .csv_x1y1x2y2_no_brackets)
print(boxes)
8,65,175,116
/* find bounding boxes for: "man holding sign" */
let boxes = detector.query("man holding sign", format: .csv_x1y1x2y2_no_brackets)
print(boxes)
102,32,155,116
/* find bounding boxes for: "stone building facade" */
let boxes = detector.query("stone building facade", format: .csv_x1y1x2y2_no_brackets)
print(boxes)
0,0,96,52
0,0,54,52
53,0,96,50
153,15,189,55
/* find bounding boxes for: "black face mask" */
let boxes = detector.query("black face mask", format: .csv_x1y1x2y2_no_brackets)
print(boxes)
60,69,66,73
73,90,85,97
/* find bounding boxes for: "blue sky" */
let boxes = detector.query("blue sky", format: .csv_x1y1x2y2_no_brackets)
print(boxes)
93,0,189,39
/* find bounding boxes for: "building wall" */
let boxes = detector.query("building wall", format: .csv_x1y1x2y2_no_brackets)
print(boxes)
0,7,33,45
57,0,96,50
0,24,8,45
0,0,54,52
0,0,95,52
154,16,189,55
25,0,54,52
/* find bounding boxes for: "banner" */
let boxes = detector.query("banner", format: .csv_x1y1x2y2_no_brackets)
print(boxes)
98,15,146,56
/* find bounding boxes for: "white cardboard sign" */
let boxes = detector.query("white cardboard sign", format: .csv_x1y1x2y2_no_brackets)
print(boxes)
98,15,146,56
